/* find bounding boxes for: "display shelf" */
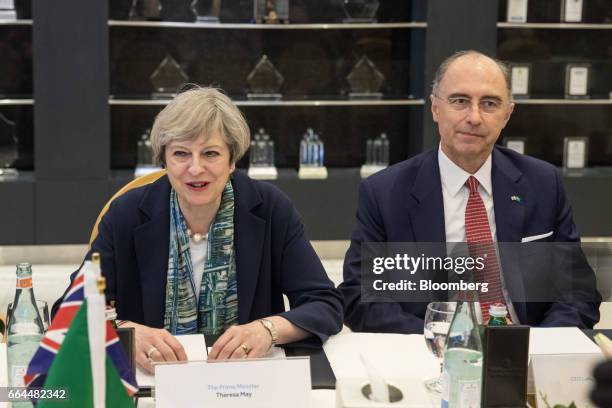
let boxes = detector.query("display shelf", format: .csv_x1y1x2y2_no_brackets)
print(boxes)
109,20,426,30
0,19,32,26
108,98,425,107
498,22,612,29
514,99,612,105
0,99,33,105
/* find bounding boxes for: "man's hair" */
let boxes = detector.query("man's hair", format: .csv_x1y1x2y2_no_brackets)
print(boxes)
431,50,512,100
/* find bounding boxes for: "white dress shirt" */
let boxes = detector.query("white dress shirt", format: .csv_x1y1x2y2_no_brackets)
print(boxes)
189,238,208,303
437,145,519,323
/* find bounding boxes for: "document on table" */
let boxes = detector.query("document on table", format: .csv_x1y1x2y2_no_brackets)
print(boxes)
529,327,602,355
136,334,286,388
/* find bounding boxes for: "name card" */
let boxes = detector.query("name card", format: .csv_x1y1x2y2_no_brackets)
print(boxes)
504,137,526,154
565,65,589,98
531,354,602,408
507,0,528,23
155,357,311,408
510,65,530,97
562,0,583,22
563,137,588,169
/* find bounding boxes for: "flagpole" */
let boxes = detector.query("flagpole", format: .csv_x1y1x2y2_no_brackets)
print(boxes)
86,254,106,408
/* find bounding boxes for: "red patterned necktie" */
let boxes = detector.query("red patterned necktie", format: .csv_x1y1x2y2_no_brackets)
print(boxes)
464,176,506,323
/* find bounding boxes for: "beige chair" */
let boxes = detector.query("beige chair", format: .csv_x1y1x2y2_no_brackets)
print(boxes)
89,170,166,245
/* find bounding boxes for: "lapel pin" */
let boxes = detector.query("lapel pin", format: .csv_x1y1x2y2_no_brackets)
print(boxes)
511,195,521,203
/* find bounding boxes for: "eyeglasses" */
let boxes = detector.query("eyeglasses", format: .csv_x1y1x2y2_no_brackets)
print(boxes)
433,94,507,114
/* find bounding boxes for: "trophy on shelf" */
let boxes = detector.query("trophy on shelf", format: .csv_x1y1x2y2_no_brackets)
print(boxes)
129,0,161,20
150,55,189,99
254,0,289,24
248,128,278,180
360,133,389,178
0,113,18,178
298,128,327,179
246,55,284,100
0,0,17,21
339,0,379,23
346,55,385,100
191,0,221,23
135,129,162,177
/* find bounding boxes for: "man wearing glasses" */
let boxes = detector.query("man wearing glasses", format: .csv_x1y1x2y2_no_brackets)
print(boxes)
339,50,600,333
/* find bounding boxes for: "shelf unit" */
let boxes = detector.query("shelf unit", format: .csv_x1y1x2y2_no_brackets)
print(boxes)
2,0,610,245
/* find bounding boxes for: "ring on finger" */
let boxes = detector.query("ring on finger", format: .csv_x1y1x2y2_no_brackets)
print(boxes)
240,344,250,355
146,346,158,361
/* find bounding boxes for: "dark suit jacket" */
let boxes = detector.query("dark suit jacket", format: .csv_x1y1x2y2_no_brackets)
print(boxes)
339,146,601,333
54,171,343,343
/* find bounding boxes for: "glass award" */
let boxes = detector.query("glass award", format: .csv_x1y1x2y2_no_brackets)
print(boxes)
0,113,18,178
246,55,284,101
346,55,384,100
191,0,221,23
506,0,528,23
135,129,162,177
563,137,588,169
129,0,161,20
564,64,590,99
248,128,278,180
298,128,327,179
510,64,531,98
0,0,17,20
254,0,289,24
340,0,379,23
150,55,189,99
561,0,583,22
503,137,527,154
360,133,389,178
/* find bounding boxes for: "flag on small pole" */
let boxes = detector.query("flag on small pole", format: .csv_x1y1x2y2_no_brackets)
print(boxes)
25,253,138,407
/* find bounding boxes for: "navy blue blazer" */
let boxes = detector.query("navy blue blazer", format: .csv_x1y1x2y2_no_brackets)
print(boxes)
54,171,343,343
339,146,601,333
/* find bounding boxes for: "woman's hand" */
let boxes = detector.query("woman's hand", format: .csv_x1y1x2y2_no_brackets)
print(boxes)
122,321,188,374
208,320,272,360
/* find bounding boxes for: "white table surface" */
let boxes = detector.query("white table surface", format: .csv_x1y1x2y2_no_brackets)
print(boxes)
0,332,441,407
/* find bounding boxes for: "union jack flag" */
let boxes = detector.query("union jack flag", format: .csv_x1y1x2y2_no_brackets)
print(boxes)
25,268,138,396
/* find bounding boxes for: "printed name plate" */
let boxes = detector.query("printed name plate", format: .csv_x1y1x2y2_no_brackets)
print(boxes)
155,356,311,408
531,353,602,408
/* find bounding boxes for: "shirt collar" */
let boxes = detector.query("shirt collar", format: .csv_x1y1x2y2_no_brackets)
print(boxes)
438,144,493,197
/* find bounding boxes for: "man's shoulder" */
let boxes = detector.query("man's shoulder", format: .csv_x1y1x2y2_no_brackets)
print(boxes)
494,145,559,180
365,149,436,188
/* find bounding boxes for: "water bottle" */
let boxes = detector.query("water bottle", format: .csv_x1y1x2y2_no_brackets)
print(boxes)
6,263,44,406
441,300,483,408
487,303,509,326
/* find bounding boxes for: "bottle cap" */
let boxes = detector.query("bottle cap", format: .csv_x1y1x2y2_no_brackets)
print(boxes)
489,302,508,317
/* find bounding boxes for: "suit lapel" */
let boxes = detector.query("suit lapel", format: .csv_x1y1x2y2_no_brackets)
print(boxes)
232,172,266,324
492,148,524,243
408,150,446,243
134,177,171,328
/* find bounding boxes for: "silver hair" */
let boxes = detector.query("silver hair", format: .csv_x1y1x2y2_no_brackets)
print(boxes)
431,50,512,100
150,86,250,165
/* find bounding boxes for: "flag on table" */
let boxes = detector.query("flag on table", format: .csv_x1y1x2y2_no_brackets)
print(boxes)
25,262,138,406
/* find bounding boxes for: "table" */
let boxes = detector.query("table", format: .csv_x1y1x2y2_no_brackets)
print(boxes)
0,332,441,407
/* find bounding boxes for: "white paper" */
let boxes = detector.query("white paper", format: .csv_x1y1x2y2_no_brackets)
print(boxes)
155,357,311,408
569,67,588,96
529,327,602,355
0,0,14,10
532,354,602,407
511,66,529,95
136,334,207,387
506,140,525,154
507,0,528,23
563,0,583,22
566,140,586,168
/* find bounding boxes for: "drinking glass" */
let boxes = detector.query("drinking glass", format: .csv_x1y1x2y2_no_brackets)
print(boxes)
423,301,456,393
